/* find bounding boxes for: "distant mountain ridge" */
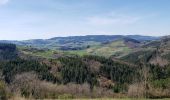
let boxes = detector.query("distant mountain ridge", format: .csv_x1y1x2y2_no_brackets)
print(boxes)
0,35,159,50
126,35,159,41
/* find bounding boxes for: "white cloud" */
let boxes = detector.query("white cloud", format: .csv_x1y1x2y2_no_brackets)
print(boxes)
87,12,142,26
0,0,9,5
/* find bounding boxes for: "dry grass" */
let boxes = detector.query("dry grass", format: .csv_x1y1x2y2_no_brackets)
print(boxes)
9,98,170,100
9,96,27,100
6,72,170,100
128,83,145,98
9,72,115,99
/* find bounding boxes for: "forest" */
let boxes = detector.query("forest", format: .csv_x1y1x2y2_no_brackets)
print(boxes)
0,43,170,99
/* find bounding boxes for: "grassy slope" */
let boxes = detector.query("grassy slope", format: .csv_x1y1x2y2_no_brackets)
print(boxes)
18,46,56,58
90,40,132,57
66,40,132,57
18,40,133,58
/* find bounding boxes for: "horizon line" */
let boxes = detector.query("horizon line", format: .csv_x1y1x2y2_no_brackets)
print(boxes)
0,34,163,41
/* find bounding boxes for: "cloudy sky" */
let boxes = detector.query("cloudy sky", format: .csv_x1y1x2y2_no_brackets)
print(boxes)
0,0,170,40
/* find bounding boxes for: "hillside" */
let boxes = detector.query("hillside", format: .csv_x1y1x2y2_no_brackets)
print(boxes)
1,0,170,99
0,38,170,99
121,36,170,66
0,43,139,98
0,35,159,58
68,38,141,57
18,37,142,58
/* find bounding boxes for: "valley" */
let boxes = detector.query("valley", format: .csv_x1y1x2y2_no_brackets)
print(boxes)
0,35,169,99
1,0,170,99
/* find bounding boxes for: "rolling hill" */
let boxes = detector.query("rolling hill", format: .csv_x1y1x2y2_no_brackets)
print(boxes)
0,36,170,99
0,35,158,50
18,37,143,58
121,36,170,66
0,35,159,58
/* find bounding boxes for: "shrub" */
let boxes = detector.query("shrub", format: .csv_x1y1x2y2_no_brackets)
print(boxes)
113,83,128,93
152,78,170,89
0,81,7,100
128,83,145,98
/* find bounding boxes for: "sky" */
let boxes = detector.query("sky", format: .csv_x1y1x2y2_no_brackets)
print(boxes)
0,0,170,40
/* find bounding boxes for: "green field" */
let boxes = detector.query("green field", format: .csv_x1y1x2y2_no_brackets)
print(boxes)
19,40,133,58
63,40,132,57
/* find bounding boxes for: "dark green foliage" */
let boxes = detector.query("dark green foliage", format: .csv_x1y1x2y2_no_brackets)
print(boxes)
0,43,16,52
146,64,170,89
59,56,97,89
124,37,140,43
121,50,155,63
83,55,113,64
167,65,170,76
83,55,142,93
113,83,128,93
0,43,18,60
84,55,138,84
0,59,56,83
59,57,88,84
142,41,161,48
152,78,170,89
100,63,138,84
84,55,138,93
149,64,168,80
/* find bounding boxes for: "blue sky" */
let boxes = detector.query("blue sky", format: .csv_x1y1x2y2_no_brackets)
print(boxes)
0,0,170,40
